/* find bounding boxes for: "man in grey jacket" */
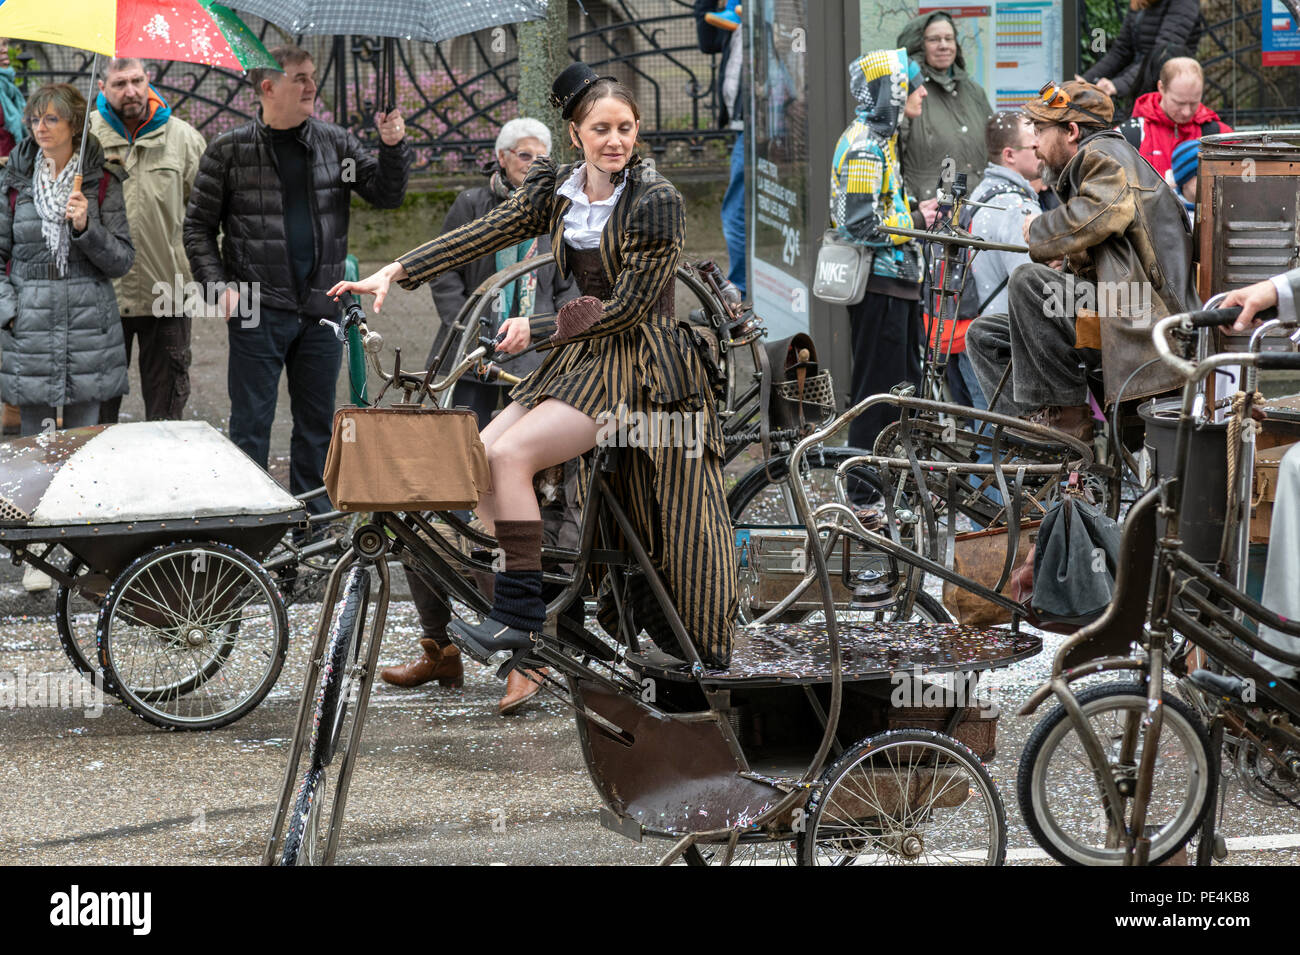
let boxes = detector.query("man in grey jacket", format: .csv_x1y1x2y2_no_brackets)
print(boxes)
962,113,1044,412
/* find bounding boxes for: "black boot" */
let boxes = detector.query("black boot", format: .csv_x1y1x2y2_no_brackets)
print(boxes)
448,520,545,666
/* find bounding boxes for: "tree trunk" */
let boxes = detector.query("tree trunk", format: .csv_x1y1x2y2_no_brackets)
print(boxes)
518,0,571,162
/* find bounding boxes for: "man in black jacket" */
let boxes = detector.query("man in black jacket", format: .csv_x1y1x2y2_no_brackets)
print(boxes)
183,44,410,512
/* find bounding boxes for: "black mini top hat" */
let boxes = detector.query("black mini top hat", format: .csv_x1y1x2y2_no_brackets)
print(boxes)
550,61,615,120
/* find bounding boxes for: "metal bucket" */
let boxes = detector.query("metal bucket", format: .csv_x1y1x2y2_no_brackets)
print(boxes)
1140,398,1228,563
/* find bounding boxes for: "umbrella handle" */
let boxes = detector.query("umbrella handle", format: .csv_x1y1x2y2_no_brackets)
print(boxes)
72,174,82,194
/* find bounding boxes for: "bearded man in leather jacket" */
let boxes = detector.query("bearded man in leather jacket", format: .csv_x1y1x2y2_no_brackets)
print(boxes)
966,80,1198,441
183,44,411,512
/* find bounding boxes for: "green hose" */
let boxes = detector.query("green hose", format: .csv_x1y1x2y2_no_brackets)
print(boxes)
343,254,369,407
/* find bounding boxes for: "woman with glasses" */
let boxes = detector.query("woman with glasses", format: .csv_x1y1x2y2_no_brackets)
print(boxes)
895,11,994,219
0,82,133,437
0,83,133,589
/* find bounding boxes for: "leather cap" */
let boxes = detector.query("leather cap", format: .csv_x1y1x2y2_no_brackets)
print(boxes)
550,61,616,120
1023,80,1114,128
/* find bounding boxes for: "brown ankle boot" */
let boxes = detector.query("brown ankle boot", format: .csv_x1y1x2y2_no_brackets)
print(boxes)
1026,404,1094,444
498,668,549,715
380,639,463,688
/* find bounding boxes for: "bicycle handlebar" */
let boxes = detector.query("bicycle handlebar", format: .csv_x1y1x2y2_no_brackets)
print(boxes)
1185,305,1279,328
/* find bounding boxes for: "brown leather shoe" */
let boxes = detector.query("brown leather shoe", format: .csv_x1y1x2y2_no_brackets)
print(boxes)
380,639,463,689
498,668,549,716
1026,404,1094,444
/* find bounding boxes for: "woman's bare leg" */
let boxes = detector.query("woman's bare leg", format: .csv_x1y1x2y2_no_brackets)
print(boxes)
474,399,601,531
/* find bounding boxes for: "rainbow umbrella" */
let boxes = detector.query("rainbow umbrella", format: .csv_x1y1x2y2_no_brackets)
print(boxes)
0,0,278,187
0,0,279,70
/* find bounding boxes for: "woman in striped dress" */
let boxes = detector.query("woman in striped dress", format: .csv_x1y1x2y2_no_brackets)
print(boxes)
328,63,738,670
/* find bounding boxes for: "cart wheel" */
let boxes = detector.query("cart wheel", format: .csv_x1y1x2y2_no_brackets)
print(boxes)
281,766,327,866
55,556,108,678
802,729,1006,865
1017,682,1214,866
97,541,288,730
684,835,802,865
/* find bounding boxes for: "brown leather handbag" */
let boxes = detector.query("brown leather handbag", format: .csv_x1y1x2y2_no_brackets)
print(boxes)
942,521,1040,627
322,406,492,512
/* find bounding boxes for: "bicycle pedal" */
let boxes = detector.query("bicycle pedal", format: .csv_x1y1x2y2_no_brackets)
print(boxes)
1188,668,1248,701
495,649,537,679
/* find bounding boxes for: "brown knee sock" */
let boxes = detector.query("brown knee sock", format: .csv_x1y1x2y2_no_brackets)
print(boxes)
491,520,544,631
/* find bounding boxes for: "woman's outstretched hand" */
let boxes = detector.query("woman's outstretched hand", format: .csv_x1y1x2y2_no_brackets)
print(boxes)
495,316,532,354
328,261,406,312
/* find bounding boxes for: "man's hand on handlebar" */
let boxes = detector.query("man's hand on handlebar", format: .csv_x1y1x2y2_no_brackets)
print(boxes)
495,316,531,355
1223,278,1281,332
327,261,408,313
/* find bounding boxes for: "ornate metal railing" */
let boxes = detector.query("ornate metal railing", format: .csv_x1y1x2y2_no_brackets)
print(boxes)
8,0,734,174
1078,0,1300,127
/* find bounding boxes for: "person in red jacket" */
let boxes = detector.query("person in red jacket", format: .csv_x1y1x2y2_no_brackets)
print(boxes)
1116,57,1229,179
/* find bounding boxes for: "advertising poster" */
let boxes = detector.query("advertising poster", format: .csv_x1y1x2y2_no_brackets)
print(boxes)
1263,0,1300,66
747,0,813,339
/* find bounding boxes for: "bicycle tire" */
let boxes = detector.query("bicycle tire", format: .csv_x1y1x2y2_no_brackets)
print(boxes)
1017,682,1215,866
281,766,326,866
310,564,370,770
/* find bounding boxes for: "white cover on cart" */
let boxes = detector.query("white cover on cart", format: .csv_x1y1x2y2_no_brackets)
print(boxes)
29,421,301,525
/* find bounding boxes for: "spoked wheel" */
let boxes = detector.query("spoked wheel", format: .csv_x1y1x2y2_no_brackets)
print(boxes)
281,563,373,866
802,729,1006,865
1017,682,1215,865
97,541,288,730
684,834,802,865
55,556,111,678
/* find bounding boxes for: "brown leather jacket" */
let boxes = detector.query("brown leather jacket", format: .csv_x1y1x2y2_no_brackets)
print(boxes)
1028,128,1199,403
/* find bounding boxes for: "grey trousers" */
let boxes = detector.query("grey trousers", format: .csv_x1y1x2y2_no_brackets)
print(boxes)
966,262,1101,412
1256,444,1300,679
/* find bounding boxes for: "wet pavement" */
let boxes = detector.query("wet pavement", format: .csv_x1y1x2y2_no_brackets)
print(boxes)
2,594,1298,866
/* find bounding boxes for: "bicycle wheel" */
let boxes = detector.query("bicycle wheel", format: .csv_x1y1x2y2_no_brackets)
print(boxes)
281,766,327,866
802,729,1006,865
56,556,107,678
728,446,886,525
1017,682,1215,865
730,448,951,626
310,564,371,770
97,541,288,730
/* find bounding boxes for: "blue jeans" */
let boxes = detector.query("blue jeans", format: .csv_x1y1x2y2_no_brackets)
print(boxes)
227,307,341,514
722,130,747,296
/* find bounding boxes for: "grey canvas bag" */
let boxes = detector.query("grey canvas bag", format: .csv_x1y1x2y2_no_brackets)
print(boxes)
812,229,872,306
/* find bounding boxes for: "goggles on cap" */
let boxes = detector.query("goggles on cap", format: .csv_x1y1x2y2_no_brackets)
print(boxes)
1036,81,1110,126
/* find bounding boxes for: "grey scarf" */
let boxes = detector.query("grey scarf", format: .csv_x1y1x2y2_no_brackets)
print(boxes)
32,153,78,276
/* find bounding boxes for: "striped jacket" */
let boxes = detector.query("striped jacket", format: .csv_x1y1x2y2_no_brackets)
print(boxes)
394,154,737,666
398,155,683,347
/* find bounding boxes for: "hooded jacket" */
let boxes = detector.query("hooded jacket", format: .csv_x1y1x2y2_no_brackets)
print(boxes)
90,87,207,317
896,12,993,202
0,135,135,406
1116,90,1230,178
830,49,922,295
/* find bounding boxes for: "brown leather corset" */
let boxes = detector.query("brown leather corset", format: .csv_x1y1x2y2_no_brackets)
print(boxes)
566,246,675,321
